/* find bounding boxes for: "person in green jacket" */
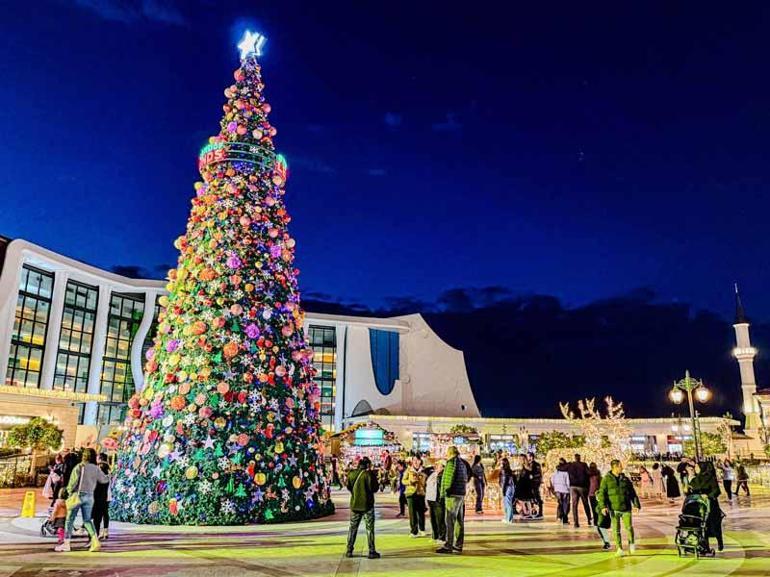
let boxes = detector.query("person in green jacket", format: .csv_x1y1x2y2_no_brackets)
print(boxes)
345,457,381,559
596,460,640,557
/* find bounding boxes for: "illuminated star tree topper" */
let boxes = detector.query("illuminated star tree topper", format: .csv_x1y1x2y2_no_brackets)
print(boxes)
238,30,267,60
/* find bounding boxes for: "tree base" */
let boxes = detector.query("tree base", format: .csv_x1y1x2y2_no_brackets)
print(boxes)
111,499,335,526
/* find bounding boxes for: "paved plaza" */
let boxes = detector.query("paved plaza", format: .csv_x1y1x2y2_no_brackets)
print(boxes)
1,488,770,576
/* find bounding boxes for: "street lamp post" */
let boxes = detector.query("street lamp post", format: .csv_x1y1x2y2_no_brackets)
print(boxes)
669,370,711,461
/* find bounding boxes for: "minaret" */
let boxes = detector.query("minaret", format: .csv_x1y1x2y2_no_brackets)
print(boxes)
733,284,761,430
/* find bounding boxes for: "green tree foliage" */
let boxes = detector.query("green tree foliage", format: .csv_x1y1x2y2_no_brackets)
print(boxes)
684,432,727,458
7,417,63,476
535,431,584,457
449,424,479,436
7,417,63,452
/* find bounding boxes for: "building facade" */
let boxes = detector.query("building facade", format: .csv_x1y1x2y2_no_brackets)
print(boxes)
0,238,479,445
0,237,759,457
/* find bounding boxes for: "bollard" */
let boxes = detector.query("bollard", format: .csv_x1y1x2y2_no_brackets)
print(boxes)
20,491,36,518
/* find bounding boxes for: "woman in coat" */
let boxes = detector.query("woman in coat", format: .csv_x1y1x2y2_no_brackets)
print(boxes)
660,463,681,503
515,455,533,518
499,458,515,523
688,461,724,552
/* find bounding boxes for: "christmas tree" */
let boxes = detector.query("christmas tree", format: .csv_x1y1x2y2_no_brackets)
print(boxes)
111,31,334,525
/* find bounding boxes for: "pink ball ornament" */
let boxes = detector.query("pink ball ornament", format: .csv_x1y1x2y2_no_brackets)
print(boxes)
226,254,242,270
252,129,263,139
245,324,260,339
262,103,271,113
227,121,238,133
236,125,247,135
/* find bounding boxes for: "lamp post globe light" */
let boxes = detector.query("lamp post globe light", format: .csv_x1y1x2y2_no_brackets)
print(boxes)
669,370,710,461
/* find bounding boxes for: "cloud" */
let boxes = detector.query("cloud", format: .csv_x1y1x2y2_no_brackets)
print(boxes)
72,0,186,25
110,263,169,279
432,112,462,133
367,168,387,177
384,112,402,129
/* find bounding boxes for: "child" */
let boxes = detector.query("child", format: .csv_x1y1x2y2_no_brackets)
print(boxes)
50,497,67,544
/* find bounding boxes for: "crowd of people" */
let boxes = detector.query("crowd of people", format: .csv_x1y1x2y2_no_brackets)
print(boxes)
41,448,112,552
343,449,748,559
34,445,749,557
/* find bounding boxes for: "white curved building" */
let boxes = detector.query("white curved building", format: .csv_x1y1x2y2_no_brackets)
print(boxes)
0,237,755,458
0,237,480,446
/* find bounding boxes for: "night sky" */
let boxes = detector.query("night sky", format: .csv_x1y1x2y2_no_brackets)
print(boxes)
2,1,770,417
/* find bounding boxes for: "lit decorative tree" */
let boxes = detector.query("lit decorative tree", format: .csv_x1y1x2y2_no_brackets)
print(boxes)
112,31,333,525
545,397,630,472
684,432,727,458
7,417,63,476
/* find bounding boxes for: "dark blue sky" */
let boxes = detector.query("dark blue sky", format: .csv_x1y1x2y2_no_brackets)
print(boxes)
2,1,770,320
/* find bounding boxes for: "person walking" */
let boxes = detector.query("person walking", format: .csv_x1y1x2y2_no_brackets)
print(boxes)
381,451,393,492
471,455,486,514
46,453,65,506
344,457,381,559
566,453,592,527
436,446,469,554
500,457,516,524
677,457,692,490
735,462,750,496
661,463,681,503
403,455,427,537
587,462,602,523
528,452,544,518
638,466,653,499
596,459,641,557
49,496,67,545
395,461,407,518
92,453,111,540
650,463,664,499
331,456,342,489
426,461,446,543
721,459,735,502
515,455,534,518
55,448,109,553
688,461,724,552
550,458,571,525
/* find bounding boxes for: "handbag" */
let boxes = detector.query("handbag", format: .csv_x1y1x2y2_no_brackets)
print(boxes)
65,464,84,509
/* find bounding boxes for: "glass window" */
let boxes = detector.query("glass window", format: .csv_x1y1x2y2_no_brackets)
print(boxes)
53,280,99,394
97,292,145,425
5,265,54,388
309,325,336,432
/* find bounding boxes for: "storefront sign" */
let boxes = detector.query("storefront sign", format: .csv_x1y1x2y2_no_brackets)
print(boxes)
354,428,385,447
0,415,31,427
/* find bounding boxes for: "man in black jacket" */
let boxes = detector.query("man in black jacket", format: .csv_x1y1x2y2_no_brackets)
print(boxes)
566,453,592,527
528,452,544,519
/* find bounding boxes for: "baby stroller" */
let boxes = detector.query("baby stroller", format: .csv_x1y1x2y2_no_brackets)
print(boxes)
40,518,57,538
675,494,715,558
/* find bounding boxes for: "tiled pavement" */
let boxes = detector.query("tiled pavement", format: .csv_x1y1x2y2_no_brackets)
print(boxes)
1,488,769,576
